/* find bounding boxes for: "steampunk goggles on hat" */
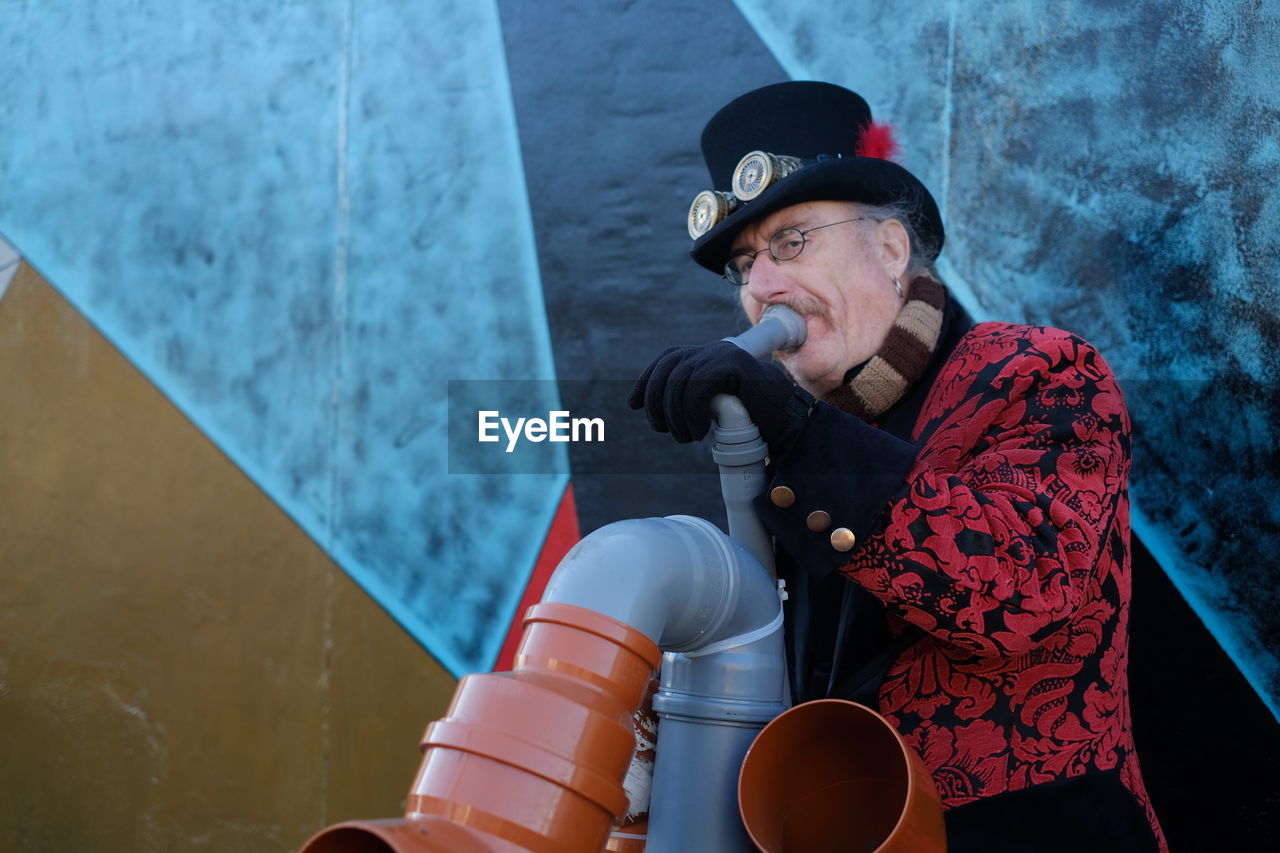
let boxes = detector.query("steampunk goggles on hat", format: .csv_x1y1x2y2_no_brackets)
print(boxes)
687,150,807,239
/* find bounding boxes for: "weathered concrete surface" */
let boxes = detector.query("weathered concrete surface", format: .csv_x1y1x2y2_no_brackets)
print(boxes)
499,0,790,533
1,0,1276,848
0,1,565,676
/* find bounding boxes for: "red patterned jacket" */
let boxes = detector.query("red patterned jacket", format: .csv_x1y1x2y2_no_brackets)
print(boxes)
756,301,1166,850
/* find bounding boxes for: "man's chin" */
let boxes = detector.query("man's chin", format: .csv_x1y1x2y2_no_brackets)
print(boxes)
780,355,841,397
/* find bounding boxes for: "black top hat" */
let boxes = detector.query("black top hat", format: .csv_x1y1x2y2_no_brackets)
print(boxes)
689,81,945,273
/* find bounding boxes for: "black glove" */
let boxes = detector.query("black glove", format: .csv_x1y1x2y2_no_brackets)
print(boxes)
627,341,815,455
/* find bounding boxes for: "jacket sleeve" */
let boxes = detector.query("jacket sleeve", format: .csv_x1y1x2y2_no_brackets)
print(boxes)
754,325,1131,658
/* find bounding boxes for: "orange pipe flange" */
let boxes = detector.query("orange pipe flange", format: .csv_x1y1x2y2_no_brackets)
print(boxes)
738,699,947,853
299,602,661,853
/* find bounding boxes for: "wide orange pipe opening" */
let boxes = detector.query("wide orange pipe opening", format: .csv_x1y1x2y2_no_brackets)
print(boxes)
738,699,947,853
298,601,661,853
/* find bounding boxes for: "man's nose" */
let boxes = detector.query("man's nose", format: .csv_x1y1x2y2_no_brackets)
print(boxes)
745,254,793,305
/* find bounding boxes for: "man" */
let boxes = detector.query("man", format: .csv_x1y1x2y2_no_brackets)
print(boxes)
629,81,1166,851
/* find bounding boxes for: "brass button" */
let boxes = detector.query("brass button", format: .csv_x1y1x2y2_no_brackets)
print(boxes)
830,528,856,552
806,510,831,532
770,486,795,508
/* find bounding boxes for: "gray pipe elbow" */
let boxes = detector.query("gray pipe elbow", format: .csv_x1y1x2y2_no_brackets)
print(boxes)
540,515,779,654
710,393,753,432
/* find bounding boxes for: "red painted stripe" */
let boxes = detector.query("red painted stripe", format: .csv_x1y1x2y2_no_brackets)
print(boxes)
492,481,581,671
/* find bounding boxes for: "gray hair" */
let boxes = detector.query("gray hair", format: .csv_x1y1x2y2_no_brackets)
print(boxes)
855,199,940,278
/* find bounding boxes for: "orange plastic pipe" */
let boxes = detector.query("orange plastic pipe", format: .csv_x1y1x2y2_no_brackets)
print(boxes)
738,699,947,853
298,602,661,853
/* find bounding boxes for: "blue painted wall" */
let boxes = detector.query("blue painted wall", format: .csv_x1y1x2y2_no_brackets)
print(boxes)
0,1,566,676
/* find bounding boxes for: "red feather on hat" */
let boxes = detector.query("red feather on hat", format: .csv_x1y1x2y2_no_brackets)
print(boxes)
855,121,900,161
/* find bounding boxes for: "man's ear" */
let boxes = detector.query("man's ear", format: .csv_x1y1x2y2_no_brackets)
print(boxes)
875,218,911,280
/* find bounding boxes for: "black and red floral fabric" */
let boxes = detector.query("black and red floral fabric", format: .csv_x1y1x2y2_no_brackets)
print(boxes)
759,314,1167,850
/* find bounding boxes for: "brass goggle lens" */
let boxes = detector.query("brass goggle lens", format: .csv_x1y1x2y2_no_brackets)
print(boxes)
687,190,738,239
732,150,803,201
687,150,805,240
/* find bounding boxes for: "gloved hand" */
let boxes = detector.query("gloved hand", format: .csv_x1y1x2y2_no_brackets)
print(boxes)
627,341,815,456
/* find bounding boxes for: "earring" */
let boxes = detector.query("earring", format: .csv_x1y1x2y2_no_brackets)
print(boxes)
893,277,904,299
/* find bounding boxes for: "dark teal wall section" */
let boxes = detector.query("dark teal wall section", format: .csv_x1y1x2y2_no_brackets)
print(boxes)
734,0,1280,718
0,1,566,675
498,0,788,535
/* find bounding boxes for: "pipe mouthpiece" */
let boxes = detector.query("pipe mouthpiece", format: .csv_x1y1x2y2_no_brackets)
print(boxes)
759,305,807,353
724,305,807,359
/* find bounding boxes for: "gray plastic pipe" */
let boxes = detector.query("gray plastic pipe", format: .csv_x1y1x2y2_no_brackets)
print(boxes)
539,306,807,851
542,514,785,852
713,304,807,574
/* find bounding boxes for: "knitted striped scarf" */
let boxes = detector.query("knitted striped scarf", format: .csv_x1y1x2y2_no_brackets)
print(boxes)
821,275,946,421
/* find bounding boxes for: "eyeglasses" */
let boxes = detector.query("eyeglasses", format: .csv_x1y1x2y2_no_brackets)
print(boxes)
724,217,872,286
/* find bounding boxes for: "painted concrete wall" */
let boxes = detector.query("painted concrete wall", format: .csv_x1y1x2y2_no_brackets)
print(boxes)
0,0,565,679
1,2,565,849
2,0,1278,849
